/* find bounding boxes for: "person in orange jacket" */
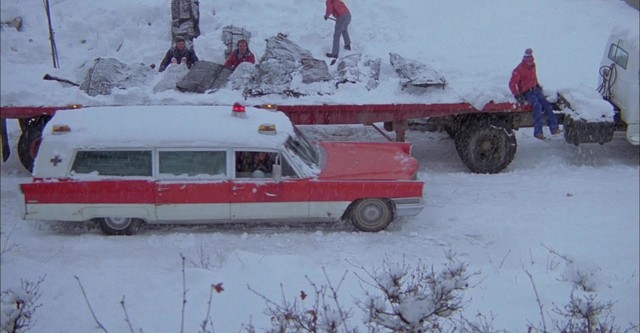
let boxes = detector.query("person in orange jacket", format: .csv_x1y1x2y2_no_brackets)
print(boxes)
509,48,561,140
324,0,351,59
224,39,256,71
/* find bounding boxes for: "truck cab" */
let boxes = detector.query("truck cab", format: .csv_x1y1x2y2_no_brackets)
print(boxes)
599,27,640,145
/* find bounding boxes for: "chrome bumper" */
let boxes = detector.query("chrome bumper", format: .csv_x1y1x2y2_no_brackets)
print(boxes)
392,197,424,217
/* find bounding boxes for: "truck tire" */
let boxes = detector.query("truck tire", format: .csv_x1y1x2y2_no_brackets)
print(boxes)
455,124,517,174
17,115,51,172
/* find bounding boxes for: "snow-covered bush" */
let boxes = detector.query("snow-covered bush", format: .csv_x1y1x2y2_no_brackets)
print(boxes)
245,253,473,333
245,269,356,333
1,276,44,333
356,253,472,333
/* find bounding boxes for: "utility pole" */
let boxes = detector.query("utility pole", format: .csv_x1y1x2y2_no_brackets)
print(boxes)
44,0,60,68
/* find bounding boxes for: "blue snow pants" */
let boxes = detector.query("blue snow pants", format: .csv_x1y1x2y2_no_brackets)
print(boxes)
525,86,559,136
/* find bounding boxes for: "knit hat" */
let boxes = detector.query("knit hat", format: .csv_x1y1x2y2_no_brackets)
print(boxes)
174,36,186,43
523,48,533,58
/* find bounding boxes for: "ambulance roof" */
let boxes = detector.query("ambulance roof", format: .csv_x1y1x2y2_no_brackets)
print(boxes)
41,105,296,150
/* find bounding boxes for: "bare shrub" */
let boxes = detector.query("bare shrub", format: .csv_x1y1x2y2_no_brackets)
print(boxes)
550,288,636,333
246,268,356,333
184,243,226,270
355,252,472,333
1,226,19,256
1,276,45,333
75,254,223,333
458,312,508,333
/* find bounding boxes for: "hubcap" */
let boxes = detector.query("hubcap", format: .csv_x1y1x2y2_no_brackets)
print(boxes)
362,204,382,223
105,217,131,230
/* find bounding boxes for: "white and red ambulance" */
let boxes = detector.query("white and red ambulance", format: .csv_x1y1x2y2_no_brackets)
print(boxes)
20,104,424,235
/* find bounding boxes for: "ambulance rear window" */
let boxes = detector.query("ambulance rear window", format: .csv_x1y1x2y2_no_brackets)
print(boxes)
159,151,227,177
72,150,152,176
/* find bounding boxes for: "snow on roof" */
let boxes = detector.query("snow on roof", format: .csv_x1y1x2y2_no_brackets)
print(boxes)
41,105,296,149
610,25,640,52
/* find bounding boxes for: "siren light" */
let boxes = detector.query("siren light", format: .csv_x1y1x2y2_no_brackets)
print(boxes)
232,102,247,118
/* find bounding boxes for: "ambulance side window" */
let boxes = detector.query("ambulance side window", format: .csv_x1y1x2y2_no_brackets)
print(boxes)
234,151,298,179
159,151,227,177
72,151,152,176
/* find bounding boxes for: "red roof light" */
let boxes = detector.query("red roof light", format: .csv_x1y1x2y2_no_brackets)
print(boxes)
232,103,247,118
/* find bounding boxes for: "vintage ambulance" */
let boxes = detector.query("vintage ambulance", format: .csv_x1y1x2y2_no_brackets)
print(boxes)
20,104,424,235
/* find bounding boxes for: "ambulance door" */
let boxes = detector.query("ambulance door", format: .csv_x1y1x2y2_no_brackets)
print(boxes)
230,150,309,220
155,150,230,222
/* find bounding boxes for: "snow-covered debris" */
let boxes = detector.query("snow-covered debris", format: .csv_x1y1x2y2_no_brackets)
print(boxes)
176,60,230,93
364,58,382,91
336,54,362,86
171,0,200,41
79,58,153,97
228,61,257,90
389,53,446,89
332,54,381,91
244,34,333,98
559,86,615,122
260,34,314,63
300,58,331,84
222,25,252,59
152,62,189,93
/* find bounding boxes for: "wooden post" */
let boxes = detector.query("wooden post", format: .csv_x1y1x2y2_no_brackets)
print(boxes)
44,0,59,68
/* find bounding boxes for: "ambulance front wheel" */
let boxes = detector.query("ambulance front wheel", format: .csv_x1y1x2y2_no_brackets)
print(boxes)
349,198,393,232
97,217,144,235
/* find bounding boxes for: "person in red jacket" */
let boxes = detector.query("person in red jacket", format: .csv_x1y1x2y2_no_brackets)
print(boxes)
324,0,351,59
509,48,561,140
224,39,256,71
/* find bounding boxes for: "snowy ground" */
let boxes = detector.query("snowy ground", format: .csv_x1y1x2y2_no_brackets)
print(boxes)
2,120,639,332
1,0,639,332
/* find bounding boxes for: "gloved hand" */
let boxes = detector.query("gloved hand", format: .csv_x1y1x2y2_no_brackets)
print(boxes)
516,94,526,104
324,15,329,20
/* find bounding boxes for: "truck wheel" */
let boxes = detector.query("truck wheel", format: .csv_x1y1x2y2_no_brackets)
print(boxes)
442,124,458,140
17,115,51,172
349,198,393,232
97,217,143,236
455,124,517,174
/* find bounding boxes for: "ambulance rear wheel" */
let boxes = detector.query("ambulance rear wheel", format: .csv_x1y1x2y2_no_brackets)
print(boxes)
97,217,143,235
349,198,393,232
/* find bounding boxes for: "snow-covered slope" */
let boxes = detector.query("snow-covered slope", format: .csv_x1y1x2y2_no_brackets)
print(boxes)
1,0,638,108
1,1,639,332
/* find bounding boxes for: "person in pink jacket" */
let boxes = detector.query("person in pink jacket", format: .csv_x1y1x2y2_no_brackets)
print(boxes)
324,0,351,59
509,48,561,140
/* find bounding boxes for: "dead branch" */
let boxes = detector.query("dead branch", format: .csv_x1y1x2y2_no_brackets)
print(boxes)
524,269,547,333
541,243,573,264
74,275,109,333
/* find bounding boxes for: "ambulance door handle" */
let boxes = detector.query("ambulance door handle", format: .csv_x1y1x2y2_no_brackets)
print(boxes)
232,186,245,190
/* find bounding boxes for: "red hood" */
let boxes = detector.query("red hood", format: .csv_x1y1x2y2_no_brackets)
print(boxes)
318,142,420,180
